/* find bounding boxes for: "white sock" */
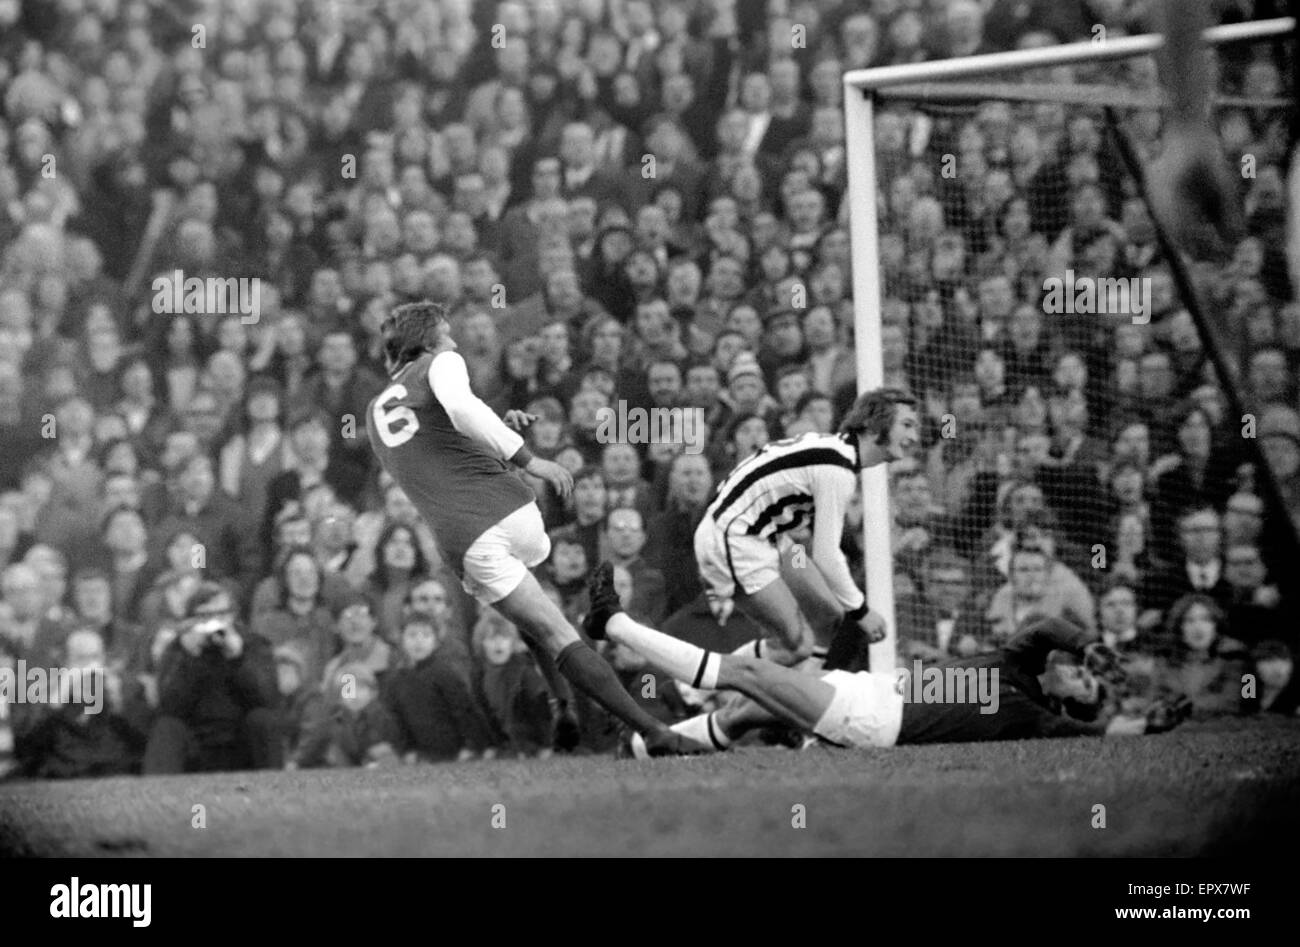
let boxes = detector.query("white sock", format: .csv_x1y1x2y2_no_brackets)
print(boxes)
732,640,827,667
607,613,721,689
730,638,768,659
670,711,732,751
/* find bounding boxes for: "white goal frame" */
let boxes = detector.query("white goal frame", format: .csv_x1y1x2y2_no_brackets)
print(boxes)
842,16,1295,670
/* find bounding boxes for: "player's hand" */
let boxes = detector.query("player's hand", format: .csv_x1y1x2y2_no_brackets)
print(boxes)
1253,584,1281,608
1145,694,1193,734
178,624,208,657
1147,123,1244,257
524,457,573,499
1083,642,1123,680
503,410,537,431
1137,608,1164,631
216,626,243,660
857,610,887,644
137,673,159,708
706,594,734,627
896,526,930,553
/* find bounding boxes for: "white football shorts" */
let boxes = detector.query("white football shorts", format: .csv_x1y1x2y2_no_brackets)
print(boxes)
812,670,905,749
693,516,783,602
460,502,551,605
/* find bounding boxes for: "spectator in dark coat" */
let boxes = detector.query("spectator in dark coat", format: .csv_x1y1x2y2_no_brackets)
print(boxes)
12,629,150,779
645,454,713,616
262,408,360,549
292,662,401,769
291,330,384,500
152,454,260,605
474,611,553,758
142,583,282,774
605,508,668,626
248,546,337,686
1154,594,1248,720
1143,506,1233,618
383,617,495,763
1148,406,1235,562
403,577,475,688
272,642,321,764
897,548,989,660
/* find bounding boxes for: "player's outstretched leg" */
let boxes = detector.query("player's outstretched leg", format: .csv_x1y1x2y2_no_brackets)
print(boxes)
687,553,856,751
520,636,581,752
645,696,782,759
586,563,837,734
493,570,704,756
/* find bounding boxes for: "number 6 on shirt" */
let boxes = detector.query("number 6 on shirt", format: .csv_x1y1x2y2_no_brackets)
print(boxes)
372,384,419,448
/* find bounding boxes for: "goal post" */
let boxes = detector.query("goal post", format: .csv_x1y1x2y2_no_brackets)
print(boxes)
843,17,1297,671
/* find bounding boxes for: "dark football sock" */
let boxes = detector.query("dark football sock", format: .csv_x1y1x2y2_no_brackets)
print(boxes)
823,615,869,672
523,635,576,707
555,640,665,735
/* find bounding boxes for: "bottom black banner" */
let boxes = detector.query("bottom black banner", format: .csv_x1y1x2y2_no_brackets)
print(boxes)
0,859,1284,934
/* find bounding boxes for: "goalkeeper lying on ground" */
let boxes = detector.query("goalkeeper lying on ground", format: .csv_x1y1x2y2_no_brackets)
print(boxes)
582,563,1189,753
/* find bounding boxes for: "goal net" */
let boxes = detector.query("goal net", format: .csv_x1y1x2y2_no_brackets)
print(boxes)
844,18,1298,672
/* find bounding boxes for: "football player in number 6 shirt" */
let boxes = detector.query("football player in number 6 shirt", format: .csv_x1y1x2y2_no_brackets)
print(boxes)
366,301,699,756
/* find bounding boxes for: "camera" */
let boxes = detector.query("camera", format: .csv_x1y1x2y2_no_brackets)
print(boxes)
191,617,231,646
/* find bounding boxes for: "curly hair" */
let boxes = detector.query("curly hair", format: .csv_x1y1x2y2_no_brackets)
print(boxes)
382,299,449,372
838,387,917,446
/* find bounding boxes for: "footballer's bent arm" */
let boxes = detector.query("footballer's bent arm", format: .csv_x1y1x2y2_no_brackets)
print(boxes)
1003,615,1096,677
429,351,533,465
810,466,867,615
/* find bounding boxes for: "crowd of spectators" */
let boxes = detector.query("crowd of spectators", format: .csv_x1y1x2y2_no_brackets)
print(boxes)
0,0,1297,780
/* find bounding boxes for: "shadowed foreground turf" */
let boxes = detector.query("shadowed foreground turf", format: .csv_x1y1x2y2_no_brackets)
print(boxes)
2,718,1297,856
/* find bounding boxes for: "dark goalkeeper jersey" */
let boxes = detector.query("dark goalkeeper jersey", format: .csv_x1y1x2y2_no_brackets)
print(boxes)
894,618,1105,744
825,616,1105,744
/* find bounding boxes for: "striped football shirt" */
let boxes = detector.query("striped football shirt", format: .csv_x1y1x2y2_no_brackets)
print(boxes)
705,432,866,610
707,432,860,539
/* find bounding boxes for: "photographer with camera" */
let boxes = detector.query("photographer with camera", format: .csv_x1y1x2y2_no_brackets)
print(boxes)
142,582,281,774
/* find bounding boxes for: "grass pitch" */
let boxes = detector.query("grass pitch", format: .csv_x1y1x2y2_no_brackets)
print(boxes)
1,718,1297,857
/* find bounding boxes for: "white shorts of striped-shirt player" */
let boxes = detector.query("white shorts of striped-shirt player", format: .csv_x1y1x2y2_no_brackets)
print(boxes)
693,517,786,604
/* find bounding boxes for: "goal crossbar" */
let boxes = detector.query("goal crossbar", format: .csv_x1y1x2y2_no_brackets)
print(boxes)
841,16,1295,671
875,81,1166,109
876,81,1293,110
845,17,1293,92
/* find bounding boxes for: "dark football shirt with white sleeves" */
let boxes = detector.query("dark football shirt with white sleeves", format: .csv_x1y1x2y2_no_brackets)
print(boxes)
705,432,866,613
367,350,534,572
